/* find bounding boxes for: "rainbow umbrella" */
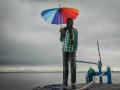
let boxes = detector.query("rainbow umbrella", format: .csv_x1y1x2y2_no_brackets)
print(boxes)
41,6,79,26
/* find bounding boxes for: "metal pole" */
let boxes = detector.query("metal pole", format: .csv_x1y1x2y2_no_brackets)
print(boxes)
76,60,97,65
97,40,103,83
59,4,62,28
97,40,102,63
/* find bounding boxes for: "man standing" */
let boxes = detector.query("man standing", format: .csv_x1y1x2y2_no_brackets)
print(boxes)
60,18,78,87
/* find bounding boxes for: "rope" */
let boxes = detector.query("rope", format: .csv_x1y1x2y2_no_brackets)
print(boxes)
75,71,106,90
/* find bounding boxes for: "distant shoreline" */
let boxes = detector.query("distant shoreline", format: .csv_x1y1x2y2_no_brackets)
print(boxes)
0,71,120,73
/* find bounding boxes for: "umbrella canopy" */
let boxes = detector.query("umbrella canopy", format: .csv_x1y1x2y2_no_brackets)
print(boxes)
41,7,79,25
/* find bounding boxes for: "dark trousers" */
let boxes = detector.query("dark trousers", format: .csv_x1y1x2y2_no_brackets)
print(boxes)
63,52,76,85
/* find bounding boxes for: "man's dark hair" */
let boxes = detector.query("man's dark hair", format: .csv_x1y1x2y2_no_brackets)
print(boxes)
66,18,73,23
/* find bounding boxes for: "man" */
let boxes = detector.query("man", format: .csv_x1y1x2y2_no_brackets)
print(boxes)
60,18,78,87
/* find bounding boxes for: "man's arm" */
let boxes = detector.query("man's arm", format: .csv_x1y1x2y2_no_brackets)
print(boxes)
60,28,66,42
73,29,78,60
74,29,78,52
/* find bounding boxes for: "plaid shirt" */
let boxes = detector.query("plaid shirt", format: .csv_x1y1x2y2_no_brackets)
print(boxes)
60,28,78,52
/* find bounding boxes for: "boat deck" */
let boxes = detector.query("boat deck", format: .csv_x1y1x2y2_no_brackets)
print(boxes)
33,83,120,90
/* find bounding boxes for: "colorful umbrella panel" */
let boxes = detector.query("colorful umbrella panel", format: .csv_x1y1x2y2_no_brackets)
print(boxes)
41,7,79,25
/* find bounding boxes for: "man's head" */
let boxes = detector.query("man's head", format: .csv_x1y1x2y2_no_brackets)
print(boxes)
66,18,73,28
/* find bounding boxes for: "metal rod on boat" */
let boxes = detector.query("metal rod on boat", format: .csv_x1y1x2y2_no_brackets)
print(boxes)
97,40,103,83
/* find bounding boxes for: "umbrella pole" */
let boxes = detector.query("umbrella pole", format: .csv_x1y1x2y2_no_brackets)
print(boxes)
59,4,62,28
59,5,64,82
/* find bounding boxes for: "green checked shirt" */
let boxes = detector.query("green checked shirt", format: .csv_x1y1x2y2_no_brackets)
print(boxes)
60,28,78,52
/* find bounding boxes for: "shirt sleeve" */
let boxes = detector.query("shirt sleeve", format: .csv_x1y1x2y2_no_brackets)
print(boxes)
60,28,66,42
60,34,64,42
74,29,78,52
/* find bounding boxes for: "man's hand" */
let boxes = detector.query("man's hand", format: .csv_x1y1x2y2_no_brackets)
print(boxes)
60,28,64,34
73,52,76,60
69,52,76,61
60,28,65,42
60,28,66,39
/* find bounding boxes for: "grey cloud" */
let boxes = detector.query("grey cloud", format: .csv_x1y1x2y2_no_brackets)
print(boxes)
0,0,120,69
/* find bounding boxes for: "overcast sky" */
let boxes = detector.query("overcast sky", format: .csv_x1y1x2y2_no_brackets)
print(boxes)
0,0,120,70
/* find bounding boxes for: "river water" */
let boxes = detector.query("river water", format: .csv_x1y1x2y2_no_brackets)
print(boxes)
0,72,120,90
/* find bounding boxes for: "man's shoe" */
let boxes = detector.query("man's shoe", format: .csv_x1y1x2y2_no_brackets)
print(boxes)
71,83,76,89
63,83,68,86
